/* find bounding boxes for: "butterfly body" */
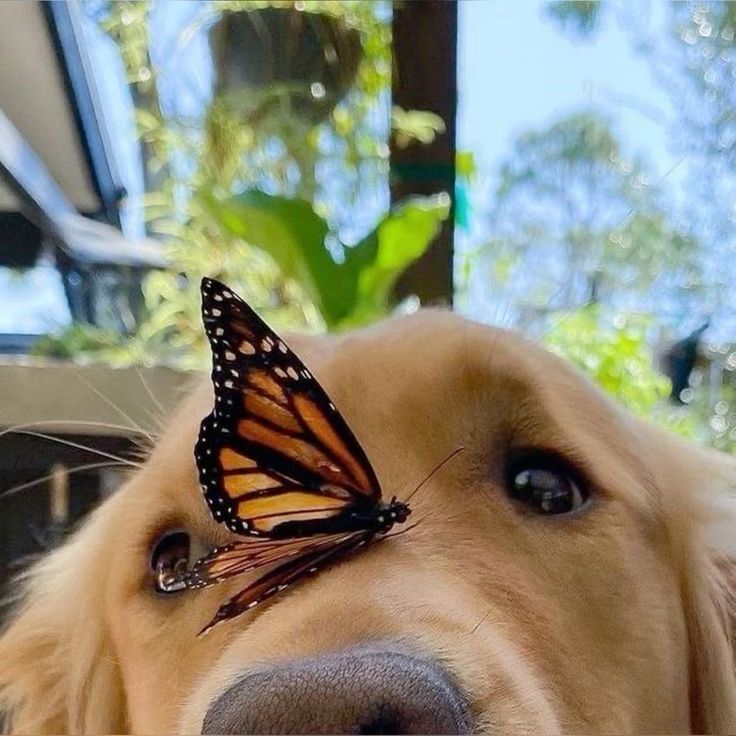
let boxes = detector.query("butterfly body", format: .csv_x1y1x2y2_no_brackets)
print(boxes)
269,497,410,538
180,278,412,632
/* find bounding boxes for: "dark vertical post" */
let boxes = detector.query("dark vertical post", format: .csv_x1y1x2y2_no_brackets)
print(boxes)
391,0,458,306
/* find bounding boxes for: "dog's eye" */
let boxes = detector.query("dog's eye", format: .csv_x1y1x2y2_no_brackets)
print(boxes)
506,453,589,515
150,531,190,593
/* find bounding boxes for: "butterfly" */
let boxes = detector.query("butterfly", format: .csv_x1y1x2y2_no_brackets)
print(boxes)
166,278,411,633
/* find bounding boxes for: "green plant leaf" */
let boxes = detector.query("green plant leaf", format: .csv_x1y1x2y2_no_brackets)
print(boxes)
202,190,356,326
205,189,449,330
340,193,450,327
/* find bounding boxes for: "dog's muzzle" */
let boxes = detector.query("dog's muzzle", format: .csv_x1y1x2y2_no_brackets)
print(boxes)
201,647,472,734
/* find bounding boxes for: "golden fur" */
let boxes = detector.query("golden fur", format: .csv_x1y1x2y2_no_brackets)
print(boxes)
1,311,735,734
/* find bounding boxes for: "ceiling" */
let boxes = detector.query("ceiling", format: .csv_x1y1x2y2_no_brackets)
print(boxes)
0,0,98,213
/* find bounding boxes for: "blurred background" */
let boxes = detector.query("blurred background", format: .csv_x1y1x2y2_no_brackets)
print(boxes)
1,0,735,588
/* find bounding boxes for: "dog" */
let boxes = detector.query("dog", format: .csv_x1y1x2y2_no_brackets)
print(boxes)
1,310,735,734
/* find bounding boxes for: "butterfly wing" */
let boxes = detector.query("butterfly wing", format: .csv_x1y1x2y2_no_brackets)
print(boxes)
181,533,355,588
199,531,372,635
196,278,382,537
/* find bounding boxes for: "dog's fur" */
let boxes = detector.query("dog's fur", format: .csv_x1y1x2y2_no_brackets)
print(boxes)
1,311,735,734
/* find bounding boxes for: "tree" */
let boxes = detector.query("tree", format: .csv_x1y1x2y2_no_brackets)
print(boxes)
479,112,699,331
540,1,736,451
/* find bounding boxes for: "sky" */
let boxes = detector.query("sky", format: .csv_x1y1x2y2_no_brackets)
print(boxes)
1,0,689,336
458,1,678,179
456,0,688,325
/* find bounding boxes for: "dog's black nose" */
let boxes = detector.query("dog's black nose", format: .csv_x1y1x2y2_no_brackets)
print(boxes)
201,648,472,734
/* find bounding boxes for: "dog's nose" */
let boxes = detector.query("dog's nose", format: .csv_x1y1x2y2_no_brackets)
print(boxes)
201,649,472,734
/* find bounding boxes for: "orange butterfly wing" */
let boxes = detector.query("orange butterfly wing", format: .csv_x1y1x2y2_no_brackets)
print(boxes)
195,278,382,537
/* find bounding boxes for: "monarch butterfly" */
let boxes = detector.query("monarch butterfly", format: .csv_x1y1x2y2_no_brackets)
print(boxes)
165,278,411,633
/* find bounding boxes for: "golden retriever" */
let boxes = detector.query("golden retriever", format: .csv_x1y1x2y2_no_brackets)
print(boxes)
1,310,735,734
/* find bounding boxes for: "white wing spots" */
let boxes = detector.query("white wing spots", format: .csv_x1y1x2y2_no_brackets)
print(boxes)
239,342,256,355
274,367,287,378
223,290,232,299
212,308,222,317
287,366,299,380
328,402,336,410
225,351,236,361
230,369,239,378
215,365,222,372
214,294,223,302
216,328,224,337
225,380,234,389
261,338,273,352
301,369,311,379
278,341,287,353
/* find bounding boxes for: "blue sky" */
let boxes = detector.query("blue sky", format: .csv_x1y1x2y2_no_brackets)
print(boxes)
458,1,678,180
455,0,711,333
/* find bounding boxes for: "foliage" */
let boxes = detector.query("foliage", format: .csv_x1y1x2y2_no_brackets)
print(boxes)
207,190,449,329
535,0,736,452
544,306,700,440
544,307,668,414
542,2,736,333
391,106,446,149
479,112,699,328
544,1,603,40
40,1,451,368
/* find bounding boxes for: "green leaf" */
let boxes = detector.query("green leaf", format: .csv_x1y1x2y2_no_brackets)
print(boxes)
204,189,449,330
391,106,446,149
341,193,450,327
202,190,355,326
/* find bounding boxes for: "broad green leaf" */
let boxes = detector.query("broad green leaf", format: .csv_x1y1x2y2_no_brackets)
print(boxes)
206,189,450,330
202,190,356,326
341,194,450,327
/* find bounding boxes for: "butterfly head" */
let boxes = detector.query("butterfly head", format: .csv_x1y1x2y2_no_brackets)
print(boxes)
380,496,411,532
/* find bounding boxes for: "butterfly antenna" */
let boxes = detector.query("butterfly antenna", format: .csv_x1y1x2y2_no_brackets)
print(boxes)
404,446,465,503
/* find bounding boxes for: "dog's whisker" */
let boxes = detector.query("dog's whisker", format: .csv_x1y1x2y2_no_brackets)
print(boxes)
132,364,166,417
469,608,492,635
0,460,131,500
132,366,170,435
72,368,156,442
0,419,149,440
2,430,142,469
381,520,422,541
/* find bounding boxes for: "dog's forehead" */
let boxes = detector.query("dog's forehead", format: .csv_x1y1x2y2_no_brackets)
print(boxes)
290,310,563,408
293,311,523,381
290,311,639,482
